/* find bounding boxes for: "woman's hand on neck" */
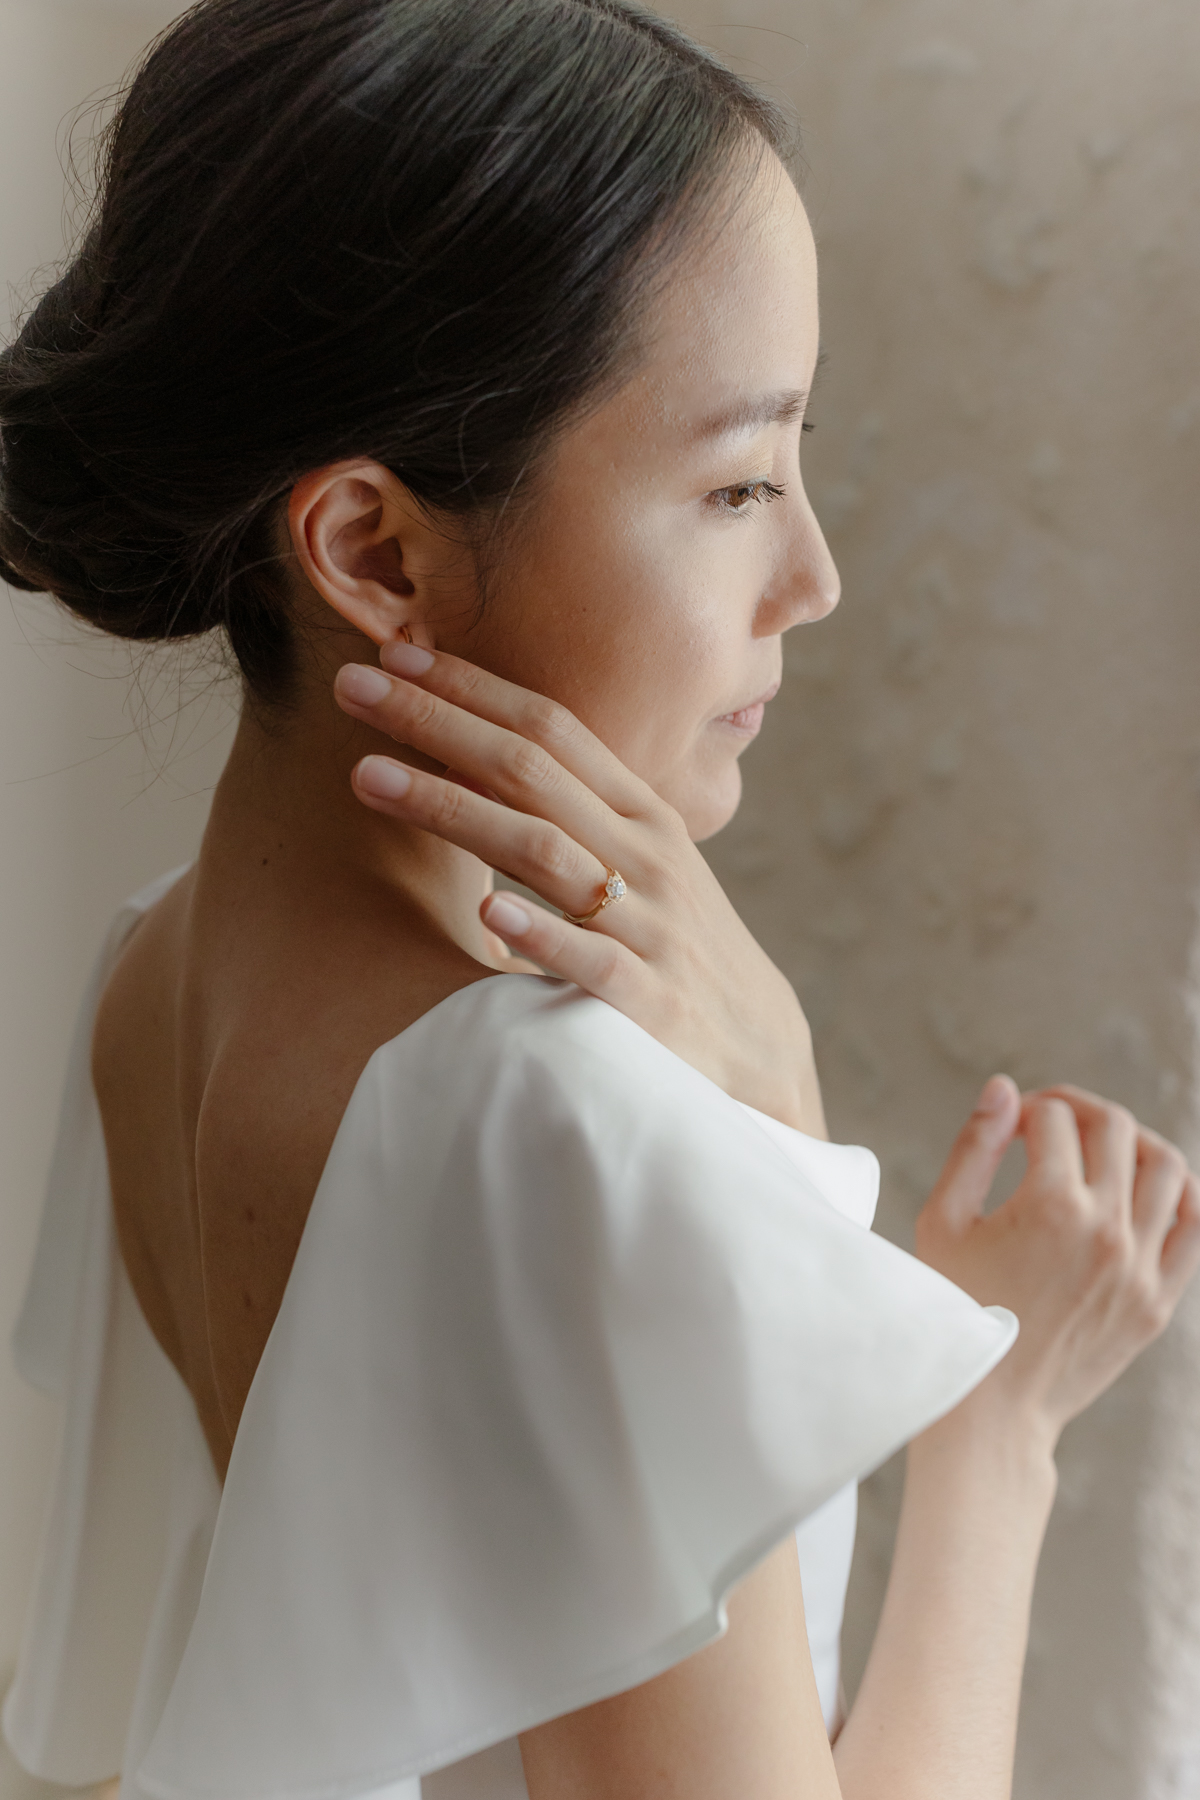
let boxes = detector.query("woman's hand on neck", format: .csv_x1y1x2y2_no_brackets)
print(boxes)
207,603,506,973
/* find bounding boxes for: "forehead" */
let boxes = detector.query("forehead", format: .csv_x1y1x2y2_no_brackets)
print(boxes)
621,153,819,431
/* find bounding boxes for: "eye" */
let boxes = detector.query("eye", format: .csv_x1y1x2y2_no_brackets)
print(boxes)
710,477,787,516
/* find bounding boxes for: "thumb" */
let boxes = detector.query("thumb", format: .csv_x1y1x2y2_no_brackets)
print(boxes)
926,1074,1021,1233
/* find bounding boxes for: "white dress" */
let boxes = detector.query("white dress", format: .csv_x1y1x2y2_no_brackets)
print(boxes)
2,870,1017,1800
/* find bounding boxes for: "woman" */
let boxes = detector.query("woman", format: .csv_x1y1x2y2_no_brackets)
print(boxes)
1,2,1196,1797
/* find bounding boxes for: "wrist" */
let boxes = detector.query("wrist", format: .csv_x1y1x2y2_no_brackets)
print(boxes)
727,1032,826,1138
756,1071,826,1138
775,1017,826,1138
910,1390,1059,1512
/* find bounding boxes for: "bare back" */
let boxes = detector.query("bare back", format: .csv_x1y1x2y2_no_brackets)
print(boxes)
92,852,492,1479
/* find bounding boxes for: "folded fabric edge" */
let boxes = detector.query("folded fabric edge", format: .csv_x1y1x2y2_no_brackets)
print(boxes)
137,1303,1019,1800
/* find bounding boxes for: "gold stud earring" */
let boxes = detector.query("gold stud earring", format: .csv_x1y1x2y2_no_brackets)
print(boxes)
397,624,413,645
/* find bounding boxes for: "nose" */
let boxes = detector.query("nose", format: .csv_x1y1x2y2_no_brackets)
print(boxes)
756,481,841,635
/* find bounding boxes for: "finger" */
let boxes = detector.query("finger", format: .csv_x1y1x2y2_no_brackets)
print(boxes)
1019,1093,1087,1195
442,767,501,803
377,641,661,820
1131,1129,1191,1251
1160,1173,1200,1291
354,755,625,921
1037,1085,1138,1200
925,1075,1022,1233
336,661,630,866
481,890,643,1001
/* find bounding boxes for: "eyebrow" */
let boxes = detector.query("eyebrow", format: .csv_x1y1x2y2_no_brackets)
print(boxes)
691,387,811,442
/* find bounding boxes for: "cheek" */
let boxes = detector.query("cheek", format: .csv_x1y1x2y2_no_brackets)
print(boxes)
460,498,754,790
497,509,714,708
556,539,737,774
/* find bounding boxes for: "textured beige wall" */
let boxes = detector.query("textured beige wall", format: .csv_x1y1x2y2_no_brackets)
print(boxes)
3,2,1199,1798
680,2,1200,1795
0,8,224,1799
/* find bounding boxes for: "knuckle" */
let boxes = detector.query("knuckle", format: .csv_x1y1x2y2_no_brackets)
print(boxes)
588,937,626,988
1091,1218,1133,1270
1108,1102,1138,1141
622,781,675,831
425,781,467,829
451,659,486,701
404,687,440,734
1165,1145,1189,1183
650,794,687,836
528,824,575,884
1130,1269,1170,1335
1146,1136,1188,1182
503,737,555,793
1040,1179,1088,1228
1036,1095,1075,1129
526,693,577,752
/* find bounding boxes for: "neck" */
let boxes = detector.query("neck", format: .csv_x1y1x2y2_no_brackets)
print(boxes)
201,656,495,963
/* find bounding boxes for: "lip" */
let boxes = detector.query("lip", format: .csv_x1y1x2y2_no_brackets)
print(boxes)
714,679,781,739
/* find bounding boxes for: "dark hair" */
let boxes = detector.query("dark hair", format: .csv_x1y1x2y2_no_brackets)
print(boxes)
0,0,788,702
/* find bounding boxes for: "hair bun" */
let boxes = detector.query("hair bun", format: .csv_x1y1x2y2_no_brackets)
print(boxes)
0,260,243,651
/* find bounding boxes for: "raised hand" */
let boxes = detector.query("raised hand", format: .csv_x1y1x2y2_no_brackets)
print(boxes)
333,641,825,1135
916,1077,1200,1440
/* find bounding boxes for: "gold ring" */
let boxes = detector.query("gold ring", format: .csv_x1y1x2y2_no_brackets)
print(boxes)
563,867,628,925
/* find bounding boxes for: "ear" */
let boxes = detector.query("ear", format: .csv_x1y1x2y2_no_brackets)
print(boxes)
287,459,448,648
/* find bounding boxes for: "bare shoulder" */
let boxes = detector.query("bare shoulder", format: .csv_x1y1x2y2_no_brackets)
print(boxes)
92,861,493,1478
91,868,195,1085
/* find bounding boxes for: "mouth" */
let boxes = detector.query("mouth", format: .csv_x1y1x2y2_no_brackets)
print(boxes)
714,680,781,739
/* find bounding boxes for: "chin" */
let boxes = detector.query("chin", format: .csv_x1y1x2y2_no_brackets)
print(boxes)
677,763,744,844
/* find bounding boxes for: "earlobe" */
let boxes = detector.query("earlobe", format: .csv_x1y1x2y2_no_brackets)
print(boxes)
287,459,424,648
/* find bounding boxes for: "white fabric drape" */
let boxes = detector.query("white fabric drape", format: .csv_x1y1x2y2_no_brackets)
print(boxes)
3,873,1016,1800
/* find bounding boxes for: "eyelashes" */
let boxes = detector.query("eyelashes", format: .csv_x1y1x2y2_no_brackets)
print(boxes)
709,417,816,516
710,477,787,516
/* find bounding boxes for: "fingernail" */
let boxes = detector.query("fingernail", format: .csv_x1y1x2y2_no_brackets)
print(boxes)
485,895,532,937
337,663,391,706
356,756,411,800
382,640,435,677
976,1075,1010,1115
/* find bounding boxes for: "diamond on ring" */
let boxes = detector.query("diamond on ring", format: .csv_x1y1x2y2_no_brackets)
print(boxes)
563,866,628,926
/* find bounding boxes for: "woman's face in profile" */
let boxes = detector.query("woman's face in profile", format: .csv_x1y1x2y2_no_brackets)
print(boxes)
435,152,839,841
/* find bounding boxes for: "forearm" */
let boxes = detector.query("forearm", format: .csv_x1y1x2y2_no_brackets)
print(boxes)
833,1399,1057,1800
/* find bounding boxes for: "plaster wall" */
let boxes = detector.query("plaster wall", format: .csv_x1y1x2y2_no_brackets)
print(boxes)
679,3,1200,1795
0,9,225,1799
